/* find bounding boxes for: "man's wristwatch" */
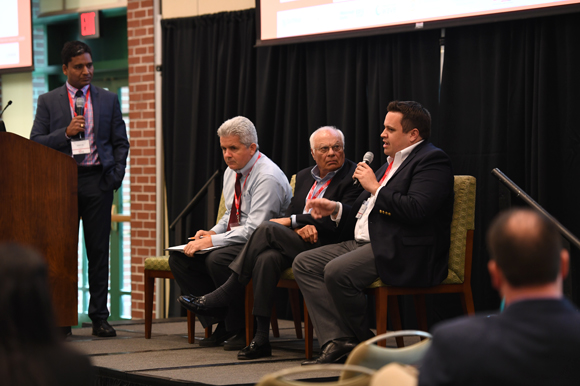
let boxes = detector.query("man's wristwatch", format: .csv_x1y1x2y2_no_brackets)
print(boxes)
331,202,340,216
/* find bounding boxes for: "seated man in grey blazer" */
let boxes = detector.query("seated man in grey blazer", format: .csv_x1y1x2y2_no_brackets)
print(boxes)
419,208,580,386
178,126,362,359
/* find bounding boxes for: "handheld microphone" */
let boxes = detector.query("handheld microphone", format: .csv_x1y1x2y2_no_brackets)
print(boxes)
0,100,13,118
75,96,85,116
353,151,374,186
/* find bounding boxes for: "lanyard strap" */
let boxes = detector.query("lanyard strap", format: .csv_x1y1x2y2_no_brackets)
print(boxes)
233,153,262,216
378,162,393,184
67,89,90,117
307,178,332,200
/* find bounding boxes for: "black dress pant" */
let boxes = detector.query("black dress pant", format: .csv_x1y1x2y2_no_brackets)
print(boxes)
229,222,320,317
78,167,114,322
168,244,244,331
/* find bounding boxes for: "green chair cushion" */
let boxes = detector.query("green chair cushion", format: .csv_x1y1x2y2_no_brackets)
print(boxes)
144,256,171,271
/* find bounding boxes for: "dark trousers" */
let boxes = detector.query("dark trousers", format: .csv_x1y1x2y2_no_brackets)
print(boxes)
78,167,114,322
229,222,319,318
168,244,245,331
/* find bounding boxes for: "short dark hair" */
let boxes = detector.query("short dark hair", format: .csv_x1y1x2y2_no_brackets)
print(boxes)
61,41,92,66
487,208,563,287
387,100,431,140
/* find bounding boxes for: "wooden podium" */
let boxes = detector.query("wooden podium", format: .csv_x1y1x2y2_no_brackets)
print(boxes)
0,132,78,327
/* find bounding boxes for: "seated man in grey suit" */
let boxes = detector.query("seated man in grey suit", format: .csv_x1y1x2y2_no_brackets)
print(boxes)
419,208,580,386
178,126,362,359
293,101,455,365
169,116,292,351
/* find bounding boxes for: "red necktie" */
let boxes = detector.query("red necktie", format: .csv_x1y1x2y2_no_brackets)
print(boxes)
227,173,243,231
378,162,393,184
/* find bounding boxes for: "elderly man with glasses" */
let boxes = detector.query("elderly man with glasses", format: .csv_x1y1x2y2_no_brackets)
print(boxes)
179,126,362,359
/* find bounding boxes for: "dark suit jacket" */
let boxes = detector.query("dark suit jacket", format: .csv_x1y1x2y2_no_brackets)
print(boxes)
286,159,361,245
30,84,129,191
419,299,580,386
340,142,454,287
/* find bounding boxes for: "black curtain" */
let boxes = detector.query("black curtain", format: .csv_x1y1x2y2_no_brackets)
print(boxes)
255,30,441,174
437,13,580,311
162,10,257,239
161,9,580,318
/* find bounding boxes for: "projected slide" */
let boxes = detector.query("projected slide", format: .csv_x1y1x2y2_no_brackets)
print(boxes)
0,0,33,72
260,0,580,41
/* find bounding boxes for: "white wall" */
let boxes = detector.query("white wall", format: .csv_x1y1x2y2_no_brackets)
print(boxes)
163,0,254,19
2,72,34,138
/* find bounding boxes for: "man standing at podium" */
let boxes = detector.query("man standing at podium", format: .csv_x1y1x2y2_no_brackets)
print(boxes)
30,41,129,338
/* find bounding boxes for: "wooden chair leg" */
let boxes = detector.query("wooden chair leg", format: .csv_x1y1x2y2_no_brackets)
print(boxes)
144,272,155,339
304,300,313,360
460,287,476,315
245,280,255,346
187,311,195,344
288,288,303,339
413,294,429,331
374,288,388,347
270,305,280,338
388,295,405,348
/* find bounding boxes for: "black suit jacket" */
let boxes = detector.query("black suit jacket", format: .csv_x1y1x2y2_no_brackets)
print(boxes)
340,142,454,287
30,84,129,191
285,159,361,245
419,299,580,386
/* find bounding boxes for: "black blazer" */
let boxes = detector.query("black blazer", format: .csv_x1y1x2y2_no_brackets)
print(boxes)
30,84,129,191
419,299,580,386
285,159,362,245
340,142,454,287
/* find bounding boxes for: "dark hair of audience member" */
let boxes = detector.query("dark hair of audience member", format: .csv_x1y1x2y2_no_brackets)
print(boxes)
0,243,61,386
387,100,432,139
486,208,563,287
61,40,92,66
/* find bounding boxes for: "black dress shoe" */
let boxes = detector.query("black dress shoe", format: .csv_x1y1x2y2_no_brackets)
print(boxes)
199,323,237,347
178,295,228,319
59,326,72,339
238,341,272,360
92,319,117,337
302,339,358,365
224,330,246,351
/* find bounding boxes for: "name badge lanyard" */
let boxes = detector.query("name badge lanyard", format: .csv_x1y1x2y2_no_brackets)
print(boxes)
378,162,393,184
233,153,261,223
306,178,333,201
67,89,90,139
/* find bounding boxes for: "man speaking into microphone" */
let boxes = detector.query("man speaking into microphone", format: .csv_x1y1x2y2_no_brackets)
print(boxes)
30,41,129,338
293,101,455,364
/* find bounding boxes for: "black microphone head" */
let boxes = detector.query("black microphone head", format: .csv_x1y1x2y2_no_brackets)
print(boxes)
363,151,374,164
75,96,85,116
6,100,12,107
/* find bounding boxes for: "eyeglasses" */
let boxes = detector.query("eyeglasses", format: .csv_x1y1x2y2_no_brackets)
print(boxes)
315,144,343,153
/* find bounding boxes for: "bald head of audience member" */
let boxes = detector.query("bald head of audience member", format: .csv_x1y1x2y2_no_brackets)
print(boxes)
486,208,569,305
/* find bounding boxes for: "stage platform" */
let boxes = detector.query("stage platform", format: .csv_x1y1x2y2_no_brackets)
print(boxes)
69,317,322,386
68,317,415,386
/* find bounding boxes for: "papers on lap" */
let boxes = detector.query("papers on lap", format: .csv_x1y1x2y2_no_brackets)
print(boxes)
165,244,222,255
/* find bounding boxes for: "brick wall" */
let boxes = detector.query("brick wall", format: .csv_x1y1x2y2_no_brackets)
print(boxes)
127,0,156,320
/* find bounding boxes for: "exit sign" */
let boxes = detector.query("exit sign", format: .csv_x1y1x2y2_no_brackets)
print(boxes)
80,11,100,39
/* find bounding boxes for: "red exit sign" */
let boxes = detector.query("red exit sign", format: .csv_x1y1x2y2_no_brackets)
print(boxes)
80,11,100,39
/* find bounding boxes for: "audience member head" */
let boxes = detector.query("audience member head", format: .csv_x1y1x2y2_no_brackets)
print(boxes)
386,100,431,140
0,243,58,346
61,41,93,89
309,126,346,178
486,209,569,301
217,116,259,171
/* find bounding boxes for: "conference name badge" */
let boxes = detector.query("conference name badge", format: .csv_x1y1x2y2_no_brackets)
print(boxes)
71,139,90,155
356,200,369,219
